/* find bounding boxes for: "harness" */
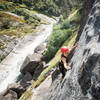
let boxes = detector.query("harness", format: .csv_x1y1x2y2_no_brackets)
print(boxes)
58,54,68,70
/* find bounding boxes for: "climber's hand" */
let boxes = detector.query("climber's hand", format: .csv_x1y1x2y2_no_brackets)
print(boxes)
65,65,71,70
75,42,78,47
66,66,71,70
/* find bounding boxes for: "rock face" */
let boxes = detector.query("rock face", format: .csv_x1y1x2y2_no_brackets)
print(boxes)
20,53,42,75
0,83,25,100
19,72,32,88
0,12,24,62
44,0,100,100
34,43,46,55
32,62,46,81
76,0,95,42
0,35,19,62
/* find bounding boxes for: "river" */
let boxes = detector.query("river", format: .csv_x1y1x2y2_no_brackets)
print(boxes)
0,15,56,92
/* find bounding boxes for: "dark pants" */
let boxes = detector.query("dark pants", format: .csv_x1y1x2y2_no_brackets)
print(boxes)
59,62,67,78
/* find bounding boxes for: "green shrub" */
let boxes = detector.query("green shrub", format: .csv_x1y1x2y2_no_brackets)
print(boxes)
0,4,10,10
24,14,29,20
33,15,41,22
70,8,82,24
0,4,5,9
61,19,70,29
28,17,35,23
0,55,6,61
12,8,28,16
11,8,40,24
44,26,73,61
2,19,10,29
44,8,81,62
23,1,32,7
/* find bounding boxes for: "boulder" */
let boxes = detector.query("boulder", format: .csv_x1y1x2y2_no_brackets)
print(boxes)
4,90,17,100
0,95,5,100
51,67,61,82
0,72,33,99
19,72,32,88
34,44,46,55
9,21,21,27
32,62,45,80
20,53,42,75
0,83,24,100
7,83,25,98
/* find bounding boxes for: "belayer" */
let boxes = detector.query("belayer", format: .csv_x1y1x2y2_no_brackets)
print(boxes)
59,43,78,78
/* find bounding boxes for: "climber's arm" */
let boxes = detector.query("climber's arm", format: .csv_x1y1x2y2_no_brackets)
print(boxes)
70,42,78,52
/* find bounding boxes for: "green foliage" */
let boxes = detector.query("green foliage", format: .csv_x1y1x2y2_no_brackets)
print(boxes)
59,15,64,22
0,55,6,61
0,4,10,9
12,8,28,16
44,8,81,62
2,19,10,29
70,9,81,23
33,15,41,22
32,1,60,16
44,24,73,61
4,0,83,17
61,19,70,29
28,17,35,23
12,8,41,24
3,0,83,17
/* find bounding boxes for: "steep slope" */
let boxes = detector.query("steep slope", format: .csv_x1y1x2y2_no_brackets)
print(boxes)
6,0,82,17
0,0,42,62
31,0,83,17
0,14,56,100
76,0,95,42
44,0,100,100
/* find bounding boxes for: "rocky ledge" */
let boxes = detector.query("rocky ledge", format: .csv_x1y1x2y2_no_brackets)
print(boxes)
0,43,49,100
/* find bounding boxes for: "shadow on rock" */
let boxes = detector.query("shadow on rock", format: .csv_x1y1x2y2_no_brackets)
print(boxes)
78,53,100,99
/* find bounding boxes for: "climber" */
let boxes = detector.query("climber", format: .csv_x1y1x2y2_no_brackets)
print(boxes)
59,43,78,78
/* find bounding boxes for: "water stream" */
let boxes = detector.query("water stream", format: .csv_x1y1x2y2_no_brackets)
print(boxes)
0,18,55,92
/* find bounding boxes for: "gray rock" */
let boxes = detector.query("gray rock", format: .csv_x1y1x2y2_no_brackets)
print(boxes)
19,72,32,88
9,21,21,27
34,44,46,54
43,63,50,69
20,53,42,75
0,35,19,62
0,84,19,100
51,67,61,82
76,0,95,42
32,62,45,81
7,83,25,98
4,90,17,100
0,95,5,100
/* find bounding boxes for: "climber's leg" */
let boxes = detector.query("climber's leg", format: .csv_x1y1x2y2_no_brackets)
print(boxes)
59,65,66,78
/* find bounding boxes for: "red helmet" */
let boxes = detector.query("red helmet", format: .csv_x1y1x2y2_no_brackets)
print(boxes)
61,46,69,53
